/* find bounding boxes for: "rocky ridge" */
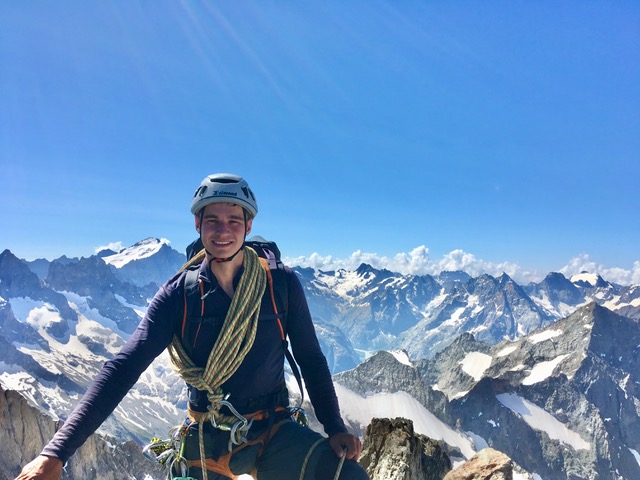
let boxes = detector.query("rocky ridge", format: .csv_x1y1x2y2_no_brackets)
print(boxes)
360,417,451,480
0,384,163,480
335,303,640,479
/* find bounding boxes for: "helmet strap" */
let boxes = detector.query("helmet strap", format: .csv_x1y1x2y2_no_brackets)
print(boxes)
207,243,245,265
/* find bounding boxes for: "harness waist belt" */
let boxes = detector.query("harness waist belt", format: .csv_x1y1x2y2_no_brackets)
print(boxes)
187,405,288,424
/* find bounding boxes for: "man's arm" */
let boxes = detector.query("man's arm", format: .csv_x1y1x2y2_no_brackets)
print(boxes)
285,270,348,437
285,270,365,459
20,275,183,474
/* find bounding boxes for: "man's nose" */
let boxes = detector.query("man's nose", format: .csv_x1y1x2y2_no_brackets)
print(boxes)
214,222,230,233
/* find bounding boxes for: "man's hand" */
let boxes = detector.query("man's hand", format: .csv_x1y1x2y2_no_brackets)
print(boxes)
14,455,63,480
329,432,362,461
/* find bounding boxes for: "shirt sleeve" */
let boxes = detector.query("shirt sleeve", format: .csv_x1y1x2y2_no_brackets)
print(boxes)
285,269,348,437
41,276,183,463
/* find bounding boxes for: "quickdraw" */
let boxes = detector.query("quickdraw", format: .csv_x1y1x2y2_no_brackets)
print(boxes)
143,421,191,479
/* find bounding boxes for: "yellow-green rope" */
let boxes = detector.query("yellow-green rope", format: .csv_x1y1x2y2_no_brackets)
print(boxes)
167,246,266,480
299,438,346,480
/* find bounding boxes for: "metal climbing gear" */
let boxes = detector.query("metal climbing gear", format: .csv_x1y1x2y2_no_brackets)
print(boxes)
143,421,190,479
289,406,309,427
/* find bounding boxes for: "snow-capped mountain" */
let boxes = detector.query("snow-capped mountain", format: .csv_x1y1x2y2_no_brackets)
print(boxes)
0,244,186,447
334,302,640,479
102,238,187,288
1,238,639,478
294,262,639,361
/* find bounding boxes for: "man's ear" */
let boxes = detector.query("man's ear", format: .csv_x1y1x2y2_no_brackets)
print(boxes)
245,217,253,236
194,214,201,233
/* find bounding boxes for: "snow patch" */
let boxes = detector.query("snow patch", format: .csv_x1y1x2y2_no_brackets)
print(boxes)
425,291,448,311
61,291,129,338
497,393,590,450
446,307,467,326
496,345,518,357
522,354,569,385
114,294,147,318
629,447,640,467
388,350,412,367
529,329,562,344
460,352,492,381
0,371,76,420
451,390,470,400
465,431,489,451
335,383,476,458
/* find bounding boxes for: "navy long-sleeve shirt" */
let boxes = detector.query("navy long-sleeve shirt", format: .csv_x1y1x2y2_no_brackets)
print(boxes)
42,261,346,463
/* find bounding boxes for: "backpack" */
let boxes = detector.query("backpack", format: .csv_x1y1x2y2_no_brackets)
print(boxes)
181,236,305,408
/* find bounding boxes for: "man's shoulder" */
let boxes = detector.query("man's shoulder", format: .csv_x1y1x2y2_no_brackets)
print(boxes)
158,266,194,299
268,264,299,286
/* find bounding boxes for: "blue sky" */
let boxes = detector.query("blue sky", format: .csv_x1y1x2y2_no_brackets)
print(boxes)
1,1,639,284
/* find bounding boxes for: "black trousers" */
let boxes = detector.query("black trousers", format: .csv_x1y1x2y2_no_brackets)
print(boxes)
183,420,369,480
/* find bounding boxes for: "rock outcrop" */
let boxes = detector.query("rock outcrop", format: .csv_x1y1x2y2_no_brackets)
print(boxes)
0,385,164,480
360,417,451,480
443,448,513,480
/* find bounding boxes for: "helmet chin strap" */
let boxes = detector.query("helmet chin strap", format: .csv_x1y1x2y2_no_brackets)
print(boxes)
206,243,245,265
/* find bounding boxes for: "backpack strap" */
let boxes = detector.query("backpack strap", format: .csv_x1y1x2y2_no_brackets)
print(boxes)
181,267,205,353
259,258,305,407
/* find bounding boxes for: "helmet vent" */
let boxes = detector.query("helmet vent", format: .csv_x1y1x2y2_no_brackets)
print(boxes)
210,177,238,184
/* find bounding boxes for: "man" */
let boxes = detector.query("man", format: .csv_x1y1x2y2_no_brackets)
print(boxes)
16,174,368,480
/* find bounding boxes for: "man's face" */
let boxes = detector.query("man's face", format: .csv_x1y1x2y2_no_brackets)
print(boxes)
196,202,252,258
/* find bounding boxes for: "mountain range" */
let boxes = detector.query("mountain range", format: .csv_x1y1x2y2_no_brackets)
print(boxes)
1,237,639,479
334,303,640,479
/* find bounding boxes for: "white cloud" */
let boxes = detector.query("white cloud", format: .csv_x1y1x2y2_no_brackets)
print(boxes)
286,246,537,283
94,241,123,254
285,246,433,275
286,248,639,286
559,254,640,286
437,249,523,280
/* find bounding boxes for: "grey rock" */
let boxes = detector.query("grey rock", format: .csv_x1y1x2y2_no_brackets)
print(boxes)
0,385,164,480
443,448,512,480
360,417,451,480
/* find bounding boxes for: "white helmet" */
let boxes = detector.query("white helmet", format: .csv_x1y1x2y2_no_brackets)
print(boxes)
190,173,258,217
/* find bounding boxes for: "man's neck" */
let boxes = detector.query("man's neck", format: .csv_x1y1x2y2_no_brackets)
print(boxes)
207,250,244,298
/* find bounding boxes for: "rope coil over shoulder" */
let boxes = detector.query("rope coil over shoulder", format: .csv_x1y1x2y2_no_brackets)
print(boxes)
167,246,266,480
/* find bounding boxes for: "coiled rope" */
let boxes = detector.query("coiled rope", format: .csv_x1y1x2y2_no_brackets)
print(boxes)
167,246,266,480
